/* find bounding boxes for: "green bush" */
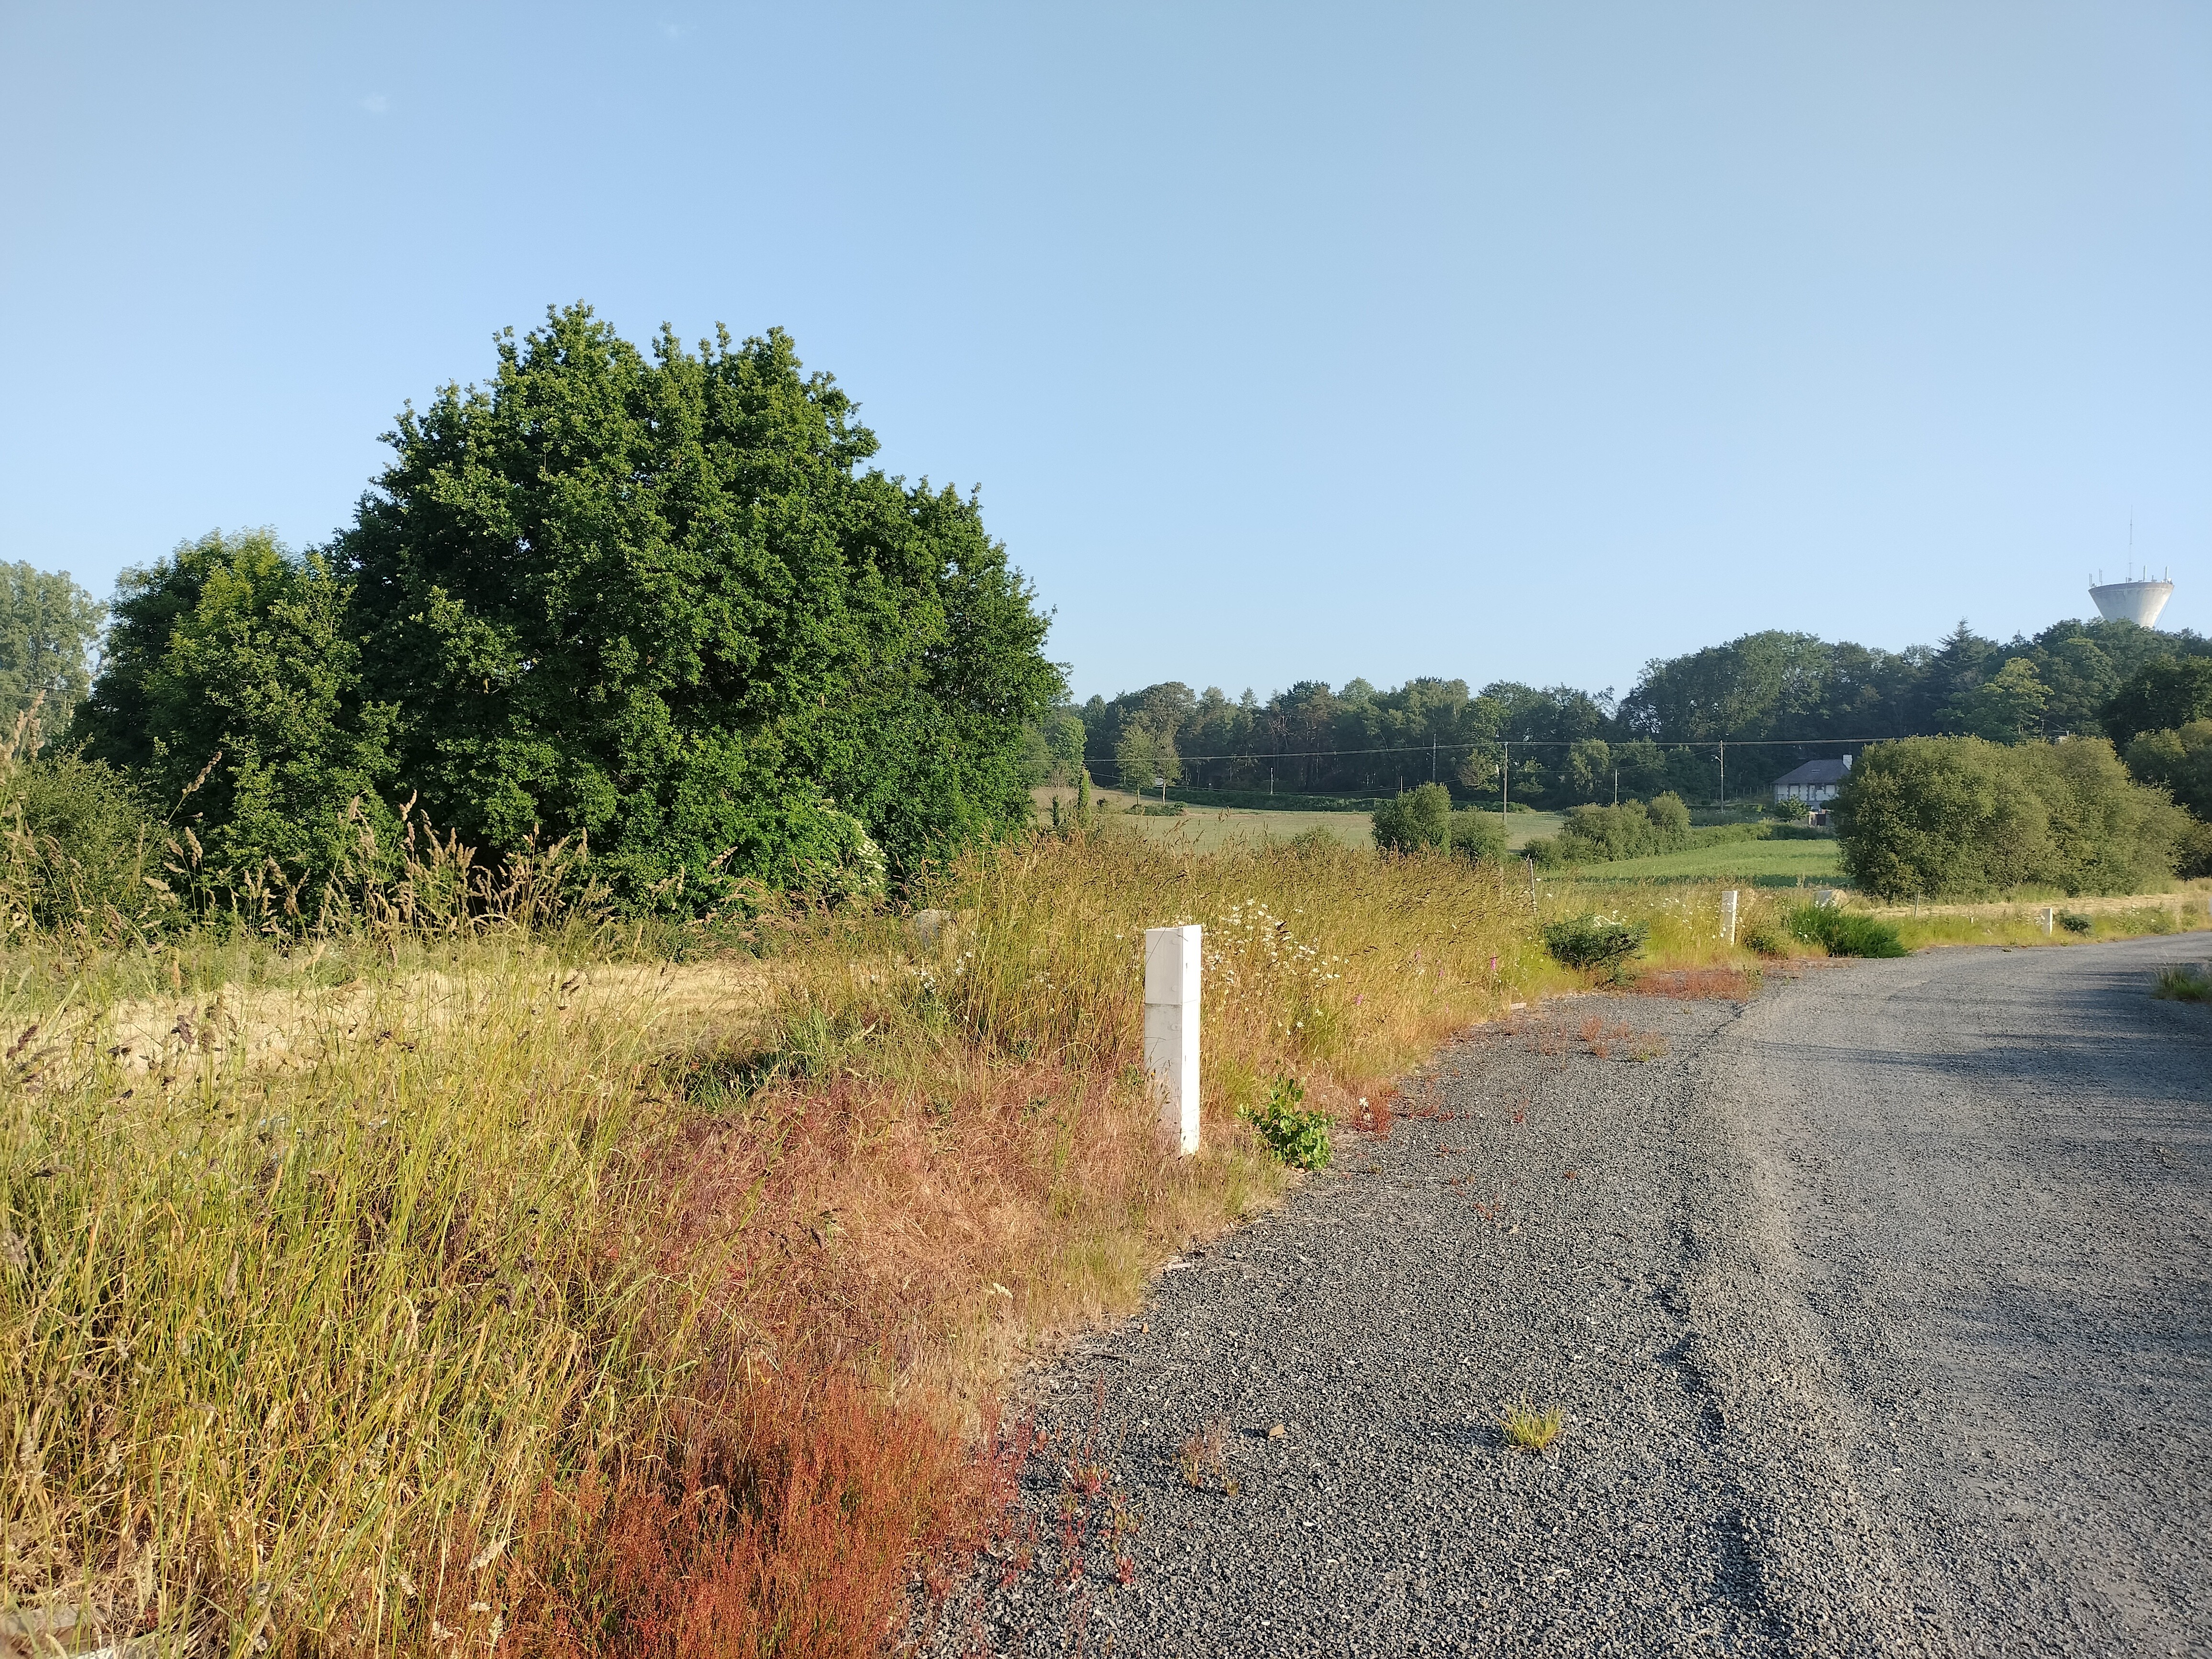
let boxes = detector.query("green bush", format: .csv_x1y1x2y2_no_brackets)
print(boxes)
1540,914,1649,981
2057,910,2093,934
1371,783,1452,853
0,749,164,939
1551,792,1692,862
1835,735,2188,900
1371,783,1504,863
1449,807,1506,864
1245,1075,1332,1171
1786,904,1907,958
1742,921,1789,956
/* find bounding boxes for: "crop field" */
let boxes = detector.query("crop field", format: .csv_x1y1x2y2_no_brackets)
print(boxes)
1559,835,1848,887
1041,788,1565,853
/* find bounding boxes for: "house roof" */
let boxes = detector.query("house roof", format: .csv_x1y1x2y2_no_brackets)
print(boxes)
1772,757,1853,787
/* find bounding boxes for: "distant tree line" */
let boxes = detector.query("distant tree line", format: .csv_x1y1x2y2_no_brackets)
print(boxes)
1062,616,2212,809
4,306,1059,919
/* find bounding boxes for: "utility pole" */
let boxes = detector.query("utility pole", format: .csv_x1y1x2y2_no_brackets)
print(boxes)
1718,739,1725,806
1501,741,1510,818
1614,767,1619,807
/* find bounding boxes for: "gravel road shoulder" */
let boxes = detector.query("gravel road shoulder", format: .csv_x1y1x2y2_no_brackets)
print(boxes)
925,939,2211,1658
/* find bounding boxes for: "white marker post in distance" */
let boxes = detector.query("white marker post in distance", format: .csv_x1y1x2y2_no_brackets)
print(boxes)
1145,925,1202,1155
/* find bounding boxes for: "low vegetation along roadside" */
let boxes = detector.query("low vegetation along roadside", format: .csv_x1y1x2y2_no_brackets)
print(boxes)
9,748,2207,1659
2,822,1540,1658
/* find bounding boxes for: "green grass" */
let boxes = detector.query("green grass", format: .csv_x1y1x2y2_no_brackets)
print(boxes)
2154,963,2212,1002
1559,836,1846,887
1499,1399,1565,1453
1036,787,1564,853
1893,901,2212,951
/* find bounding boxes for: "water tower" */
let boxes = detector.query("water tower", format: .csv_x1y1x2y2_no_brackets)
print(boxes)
2089,567,2174,628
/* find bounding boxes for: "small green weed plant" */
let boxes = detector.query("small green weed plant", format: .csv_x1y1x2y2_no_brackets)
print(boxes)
1540,914,1649,982
1499,1399,1565,1453
1741,921,1788,957
2153,964,2212,1004
1245,1075,1333,1171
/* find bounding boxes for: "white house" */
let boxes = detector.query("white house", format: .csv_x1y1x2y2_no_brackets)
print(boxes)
1771,755,1852,806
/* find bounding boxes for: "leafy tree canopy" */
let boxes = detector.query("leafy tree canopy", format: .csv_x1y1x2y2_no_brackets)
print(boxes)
2126,720,2212,822
69,529,398,885
2103,658,2212,746
337,306,1058,907
1948,657,2051,743
0,561,103,743
1081,615,2209,807
1114,720,1182,793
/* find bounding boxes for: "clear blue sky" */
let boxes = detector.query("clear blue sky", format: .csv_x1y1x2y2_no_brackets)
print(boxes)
3,2,2205,702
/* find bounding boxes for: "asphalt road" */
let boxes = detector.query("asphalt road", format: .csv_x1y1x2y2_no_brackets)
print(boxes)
940,936,2212,1658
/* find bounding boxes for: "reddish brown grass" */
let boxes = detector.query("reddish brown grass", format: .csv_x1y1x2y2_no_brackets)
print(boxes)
1620,966,1760,1001
498,1376,1032,1659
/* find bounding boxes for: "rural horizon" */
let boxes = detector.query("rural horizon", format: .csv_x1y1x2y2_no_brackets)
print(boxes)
4,8,2209,1659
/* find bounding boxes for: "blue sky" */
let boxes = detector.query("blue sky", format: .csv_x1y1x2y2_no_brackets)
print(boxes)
2,2,2205,701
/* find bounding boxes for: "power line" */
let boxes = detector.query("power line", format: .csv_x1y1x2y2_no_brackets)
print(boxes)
1150,735,1893,765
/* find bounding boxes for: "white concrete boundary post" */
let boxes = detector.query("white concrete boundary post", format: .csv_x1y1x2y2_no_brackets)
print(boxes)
1720,889,1739,946
1145,925,1202,1155
2041,907,2055,936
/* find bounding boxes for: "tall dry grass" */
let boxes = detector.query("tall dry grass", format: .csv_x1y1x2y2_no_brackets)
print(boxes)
2,824,1538,1657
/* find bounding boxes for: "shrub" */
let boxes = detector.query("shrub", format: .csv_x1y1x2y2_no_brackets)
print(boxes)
1372,784,1505,864
1552,792,1692,863
1244,1075,1333,1170
1540,914,1648,981
2057,910,2093,934
1786,904,1907,958
1741,921,1789,957
1836,735,2188,900
1449,807,1507,864
0,746,163,939
69,530,404,896
1371,783,1452,853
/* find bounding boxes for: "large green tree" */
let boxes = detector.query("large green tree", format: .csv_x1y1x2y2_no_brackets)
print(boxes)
2103,658,2212,746
1948,657,2051,743
69,530,398,883
2126,720,2212,821
336,306,1058,905
0,562,103,743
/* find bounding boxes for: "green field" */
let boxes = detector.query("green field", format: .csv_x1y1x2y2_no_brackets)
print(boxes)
1558,835,1847,887
1040,788,1565,853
